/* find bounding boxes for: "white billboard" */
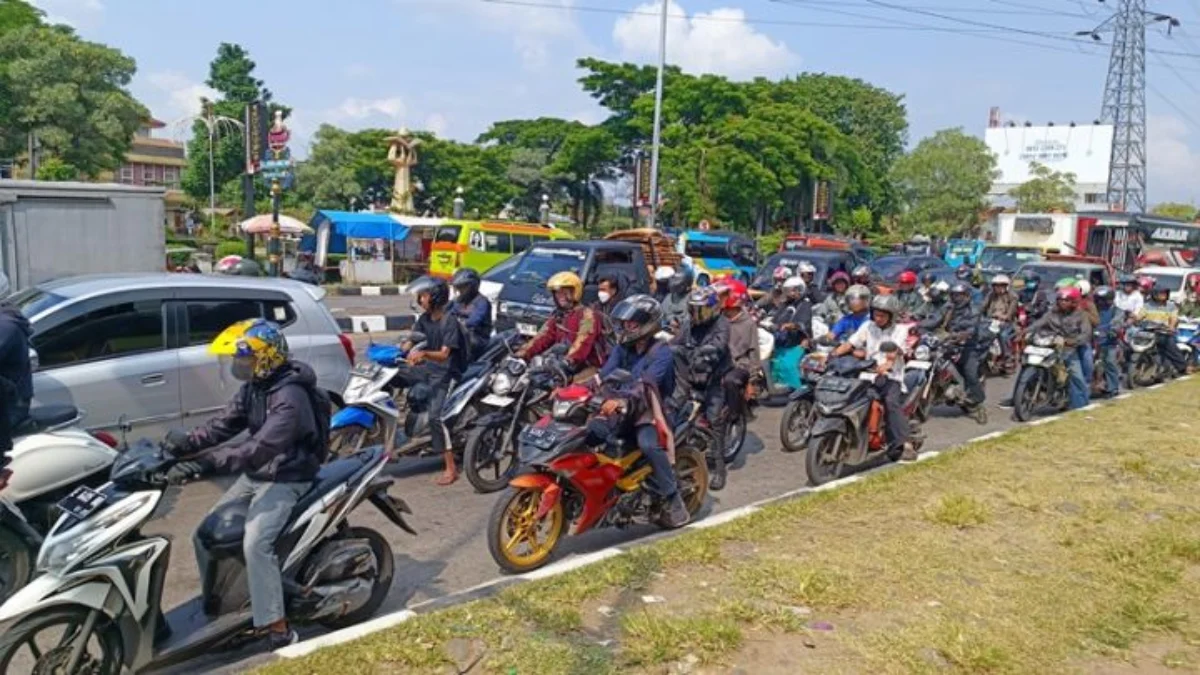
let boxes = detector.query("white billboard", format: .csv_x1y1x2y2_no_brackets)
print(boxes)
985,124,1113,187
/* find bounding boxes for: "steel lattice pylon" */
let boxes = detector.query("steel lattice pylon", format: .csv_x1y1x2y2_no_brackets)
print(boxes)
1098,0,1148,213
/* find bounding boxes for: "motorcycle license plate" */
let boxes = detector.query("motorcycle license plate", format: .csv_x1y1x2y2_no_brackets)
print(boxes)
907,360,932,370
57,485,106,521
517,323,538,336
521,424,562,449
858,372,878,382
481,393,515,408
990,320,1002,332
1025,346,1054,357
1025,355,1045,365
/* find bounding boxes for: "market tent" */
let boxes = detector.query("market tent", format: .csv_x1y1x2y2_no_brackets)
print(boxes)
303,210,411,263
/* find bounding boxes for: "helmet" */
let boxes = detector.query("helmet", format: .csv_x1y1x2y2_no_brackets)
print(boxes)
1055,277,1076,290
219,258,262,277
1021,271,1041,289
450,268,481,298
846,284,871,302
1118,273,1136,286
797,261,817,276
782,276,806,295
209,318,289,382
921,271,937,284
870,294,902,321
654,266,676,282
687,287,721,326
852,265,872,281
772,266,792,283
1076,279,1092,296
611,294,663,345
668,270,691,294
898,270,918,286
1056,286,1082,304
928,281,949,301
409,275,451,310
1138,276,1154,292
546,271,584,304
1094,285,1114,305
715,278,748,310
991,274,1011,286
1151,283,1171,298
949,282,971,305
828,270,851,290
956,266,972,281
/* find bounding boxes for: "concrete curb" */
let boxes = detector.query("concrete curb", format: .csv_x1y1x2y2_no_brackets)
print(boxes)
335,315,414,333
271,374,1194,663
330,285,407,296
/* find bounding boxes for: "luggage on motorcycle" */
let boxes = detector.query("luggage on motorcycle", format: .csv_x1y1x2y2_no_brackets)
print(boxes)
772,345,805,390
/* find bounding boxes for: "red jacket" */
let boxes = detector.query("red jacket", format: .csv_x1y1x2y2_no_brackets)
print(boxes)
521,305,607,369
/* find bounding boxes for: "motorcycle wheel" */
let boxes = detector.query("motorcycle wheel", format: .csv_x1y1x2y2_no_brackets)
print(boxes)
1128,354,1156,389
463,422,518,494
0,606,124,675
723,416,747,465
319,527,395,629
1012,368,1041,422
779,398,813,452
487,486,565,574
805,433,847,486
674,446,709,517
0,526,32,605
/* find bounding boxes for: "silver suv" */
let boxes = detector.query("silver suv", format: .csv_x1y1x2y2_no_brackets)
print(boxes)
12,274,353,439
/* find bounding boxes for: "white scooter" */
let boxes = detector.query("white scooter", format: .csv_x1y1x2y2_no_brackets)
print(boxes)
0,405,119,603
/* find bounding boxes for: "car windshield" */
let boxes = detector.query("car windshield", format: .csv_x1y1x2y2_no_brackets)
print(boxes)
10,288,69,318
1138,272,1186,292
684,239,731,260
1019,265,1092,288
979,247,1043,270
509,247,587,286
753,253,838,290
482,252,522,282
871,257,916,281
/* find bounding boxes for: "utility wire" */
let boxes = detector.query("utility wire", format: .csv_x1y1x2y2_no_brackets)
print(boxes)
1147,81,1200,132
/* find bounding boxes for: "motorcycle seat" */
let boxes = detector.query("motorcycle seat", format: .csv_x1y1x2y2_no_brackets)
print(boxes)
15,404,80,435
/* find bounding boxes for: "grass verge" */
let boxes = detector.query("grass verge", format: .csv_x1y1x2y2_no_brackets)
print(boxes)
258,379,1200,674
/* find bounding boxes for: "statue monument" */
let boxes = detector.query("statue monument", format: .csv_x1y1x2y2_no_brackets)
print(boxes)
386,127,420,214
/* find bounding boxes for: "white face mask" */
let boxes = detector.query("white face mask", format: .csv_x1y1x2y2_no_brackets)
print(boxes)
598,291,612,303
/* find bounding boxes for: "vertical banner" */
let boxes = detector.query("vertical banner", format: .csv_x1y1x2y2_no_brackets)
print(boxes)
812,180,833,221
635,153,652,208
244,101,267,175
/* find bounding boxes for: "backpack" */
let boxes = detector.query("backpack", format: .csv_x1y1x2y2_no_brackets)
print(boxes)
299,383,332,462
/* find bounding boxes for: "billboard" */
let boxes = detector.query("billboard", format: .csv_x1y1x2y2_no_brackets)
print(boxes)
985,124,1113,187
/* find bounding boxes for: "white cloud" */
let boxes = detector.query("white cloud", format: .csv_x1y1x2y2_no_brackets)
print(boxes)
613,1,798,79
330,97,407,122
1148,113,1200,203
31,0,103,29
403,0,586,69
143,72,218,127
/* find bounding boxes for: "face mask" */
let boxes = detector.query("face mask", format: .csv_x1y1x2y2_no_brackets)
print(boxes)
598,291,612,303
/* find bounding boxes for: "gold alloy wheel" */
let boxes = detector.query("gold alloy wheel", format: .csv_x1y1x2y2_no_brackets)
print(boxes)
493,489,564,571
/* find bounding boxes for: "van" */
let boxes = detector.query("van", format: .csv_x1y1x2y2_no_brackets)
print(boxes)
677,230,759,285
428,220,573,278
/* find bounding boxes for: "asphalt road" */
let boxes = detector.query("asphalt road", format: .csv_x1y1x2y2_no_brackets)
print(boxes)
148,331,1028,673
325,294,414,318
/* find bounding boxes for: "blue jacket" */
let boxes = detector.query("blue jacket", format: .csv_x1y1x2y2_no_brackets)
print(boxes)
600,341,675,405
831,311,868,342
1096,306,1124,346
449,294,493,356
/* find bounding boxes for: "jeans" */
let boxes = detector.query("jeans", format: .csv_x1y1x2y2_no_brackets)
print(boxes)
1078,344,1095,390
953,349,985,407
1063,352,1089,410
194,475,311,628
586,417,677,498
879,378,909,449
1100,344,1121,394
997,322,1015,359
1157,334,1188,375
396,366,452,454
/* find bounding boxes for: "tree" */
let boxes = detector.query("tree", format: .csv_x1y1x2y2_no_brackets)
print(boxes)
35,157,78,181
0,0,42,35
1007,162,1076,213
891,128,997,238
0,24,147,177
1151,202,1198,222
547,126,619,228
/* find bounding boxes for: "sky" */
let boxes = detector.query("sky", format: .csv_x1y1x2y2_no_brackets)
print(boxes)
32,0,1200,205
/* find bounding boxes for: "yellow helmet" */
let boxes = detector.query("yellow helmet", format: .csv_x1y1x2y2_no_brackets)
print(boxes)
546,271,584,302
209,319,289,381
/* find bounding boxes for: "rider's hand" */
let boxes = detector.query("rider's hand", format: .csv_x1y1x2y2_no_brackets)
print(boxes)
599,399,623,416
162,429,192,458
876,362,891,376
164,460,209,486
407,350,425,365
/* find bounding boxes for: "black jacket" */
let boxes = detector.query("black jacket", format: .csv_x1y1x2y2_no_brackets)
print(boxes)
670,316,730,407
0,306,33,404
942,301,980,345
187,361,328,483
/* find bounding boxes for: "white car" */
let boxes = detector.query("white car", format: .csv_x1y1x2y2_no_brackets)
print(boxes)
1134,266,1200,304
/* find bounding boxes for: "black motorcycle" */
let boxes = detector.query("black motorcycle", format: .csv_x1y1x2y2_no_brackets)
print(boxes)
1011,331,1070,422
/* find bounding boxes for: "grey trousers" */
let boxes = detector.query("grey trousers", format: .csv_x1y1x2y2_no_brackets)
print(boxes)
193,475,311,628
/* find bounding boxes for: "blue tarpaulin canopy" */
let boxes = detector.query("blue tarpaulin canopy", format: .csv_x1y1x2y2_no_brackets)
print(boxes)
302,210,412,257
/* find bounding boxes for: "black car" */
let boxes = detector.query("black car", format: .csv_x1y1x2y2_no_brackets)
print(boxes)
753,249,857,292
870,254,948,285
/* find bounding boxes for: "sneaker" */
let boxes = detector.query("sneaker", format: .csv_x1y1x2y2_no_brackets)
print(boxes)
969,405,988,425
899,443,919,463
661,492,691,529
997,397,1014,409
268,628,299,650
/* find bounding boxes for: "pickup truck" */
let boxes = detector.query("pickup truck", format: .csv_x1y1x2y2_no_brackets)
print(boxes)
494,240,652,334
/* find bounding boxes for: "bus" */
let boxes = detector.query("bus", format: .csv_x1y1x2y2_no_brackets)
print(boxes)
676,230,760,285
428,220,573,278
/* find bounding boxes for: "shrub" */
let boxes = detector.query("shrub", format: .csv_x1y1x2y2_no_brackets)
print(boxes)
214,240,247,259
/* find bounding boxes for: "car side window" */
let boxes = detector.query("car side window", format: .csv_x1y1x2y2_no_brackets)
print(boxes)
186,300,264,346
1089,270,1106,288
263,300,298,328
511,234,532,254
590,249,640,289
34,300,165,369
484,232,512,254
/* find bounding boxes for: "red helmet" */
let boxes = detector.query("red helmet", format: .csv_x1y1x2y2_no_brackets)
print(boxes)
1056,286,1082,303
1137,276,1154,292
898,270,918,286
713,278,748,309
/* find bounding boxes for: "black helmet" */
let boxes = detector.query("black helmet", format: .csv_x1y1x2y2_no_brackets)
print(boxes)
949,282,971,305
1094,285,1114,306
450,268,481,299
955,266,972,281
409,275,451,311
668,270,691,295
921,271,937,284
611,294,664,345
230,259,263,277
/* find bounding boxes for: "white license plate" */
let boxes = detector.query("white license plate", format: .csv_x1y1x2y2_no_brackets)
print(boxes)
1024,346,1054,356
907,360,932,370
858,372,878,382
481,393,515,408
1025,355,1045,365
990,320,1002,332
517,323,538,336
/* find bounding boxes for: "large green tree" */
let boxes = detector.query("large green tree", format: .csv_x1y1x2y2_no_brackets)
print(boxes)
0,0,41,34
1008,161,1077,213
891,128,997,238
547,126,619,228
0,23,146,177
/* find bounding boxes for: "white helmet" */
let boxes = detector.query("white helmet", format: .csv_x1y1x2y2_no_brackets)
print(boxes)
992,274,1011,286
782,276,806,291
846,284,871,301
797,261,817,275
0,271,9,298
934,280,951,292
654,266,676,281
1076,279,1091,296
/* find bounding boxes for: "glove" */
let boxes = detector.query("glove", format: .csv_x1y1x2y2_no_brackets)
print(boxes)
162,429,193,458
164,459,210,485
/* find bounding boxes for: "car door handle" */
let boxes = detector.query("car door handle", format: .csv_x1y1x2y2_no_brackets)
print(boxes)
141,374,166,386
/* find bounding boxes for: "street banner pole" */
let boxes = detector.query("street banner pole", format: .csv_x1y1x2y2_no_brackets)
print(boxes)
648,0,668,229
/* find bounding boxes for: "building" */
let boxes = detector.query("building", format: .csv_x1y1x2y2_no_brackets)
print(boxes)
106,118,188,230
984,108,1115,213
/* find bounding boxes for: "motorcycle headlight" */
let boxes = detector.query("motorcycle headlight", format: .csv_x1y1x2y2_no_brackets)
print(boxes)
492,372,514,396
552,400,574,419
914,345,931,361
39,492,155,573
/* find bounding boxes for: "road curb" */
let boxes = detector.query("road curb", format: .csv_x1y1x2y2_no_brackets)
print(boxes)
335,315,414,333
330,285,407,296
270,375,1191,663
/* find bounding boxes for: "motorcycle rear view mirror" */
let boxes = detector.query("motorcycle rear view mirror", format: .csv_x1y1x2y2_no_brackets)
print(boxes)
28,347,38,372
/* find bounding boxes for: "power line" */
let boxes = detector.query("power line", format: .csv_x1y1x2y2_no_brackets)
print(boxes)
1147,81,1200,132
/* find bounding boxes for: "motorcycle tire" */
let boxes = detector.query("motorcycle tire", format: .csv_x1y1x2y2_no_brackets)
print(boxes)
723,416,747,465
1012,368,1041,422
779,398,813,453
0,525,32,605
674,446,710,518
0,606,124,675
805,433,847,486
487,486,565,574
463,422,519,494
319,527,396,630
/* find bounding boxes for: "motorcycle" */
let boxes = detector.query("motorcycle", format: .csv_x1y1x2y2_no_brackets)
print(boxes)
486,371,709,573
908,333,983,424
1011,332,1071,422
0,406,120,604
979,318,1018,378
804,353,924,486
1175,317,1199,371
778,343,833,453
1125,321,1172,388
0,439,415,674
461,346,571,494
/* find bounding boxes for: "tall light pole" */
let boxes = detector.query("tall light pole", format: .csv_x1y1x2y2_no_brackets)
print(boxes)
648,0,669,228
177,100,243,231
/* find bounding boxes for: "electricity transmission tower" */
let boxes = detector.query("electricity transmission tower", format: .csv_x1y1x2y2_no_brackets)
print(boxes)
1079,1,1178,213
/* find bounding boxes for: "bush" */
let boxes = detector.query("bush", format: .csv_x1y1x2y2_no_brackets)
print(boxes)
214,240,247,259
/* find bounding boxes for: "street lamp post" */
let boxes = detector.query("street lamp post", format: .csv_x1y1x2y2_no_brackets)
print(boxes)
190,100,244,233
647,0,669,229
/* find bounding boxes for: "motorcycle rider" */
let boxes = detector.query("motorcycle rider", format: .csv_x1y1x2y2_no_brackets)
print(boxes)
851,265,873,290
1017,270,1047,316
673,287,732,490
919,271,938,303
831,294,917,461
448,268,493,361
716,279,760,423
1138,284,1187,377
1093,286,1125,398
817,271,852,325
830,284,872,342
594,295,690,528
775,276,814,348
941,283,988,423
594,275,623,331
916,281,950,329
757,266,793,310
894,270,923,317
1025,286,1092,409
653,266,675,302
1075,280,1099,389
796,261,823,304
981,274,1020,364
0,271,32,472
518,271,607,376
1115,274,1145,316
661,268,692,333
162,318,331,649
